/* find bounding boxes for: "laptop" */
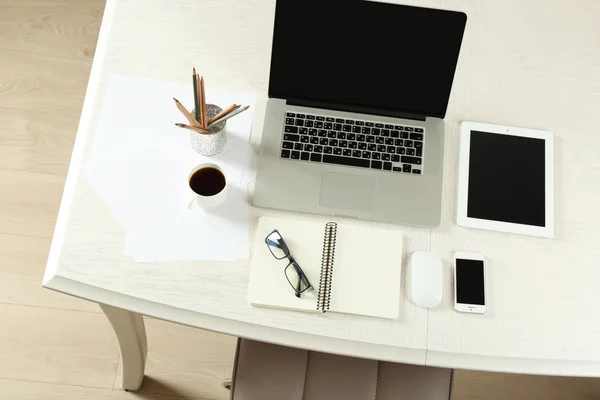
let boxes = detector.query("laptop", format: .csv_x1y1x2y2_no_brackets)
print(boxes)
254,0,467,227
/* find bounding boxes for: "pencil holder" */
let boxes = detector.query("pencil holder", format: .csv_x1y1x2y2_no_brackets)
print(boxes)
190,104,227,156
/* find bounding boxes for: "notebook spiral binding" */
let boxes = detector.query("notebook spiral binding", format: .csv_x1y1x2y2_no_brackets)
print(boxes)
316,222,338,313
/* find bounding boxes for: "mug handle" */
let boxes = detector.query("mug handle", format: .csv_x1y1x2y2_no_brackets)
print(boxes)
187,197,197,210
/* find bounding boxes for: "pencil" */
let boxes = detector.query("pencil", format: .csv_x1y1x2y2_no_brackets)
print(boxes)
208,105,250,127
199,76,207,128
175,123,212,135
196,76,204,126
207,104,239,125
192,68,199,122
173,98,201,127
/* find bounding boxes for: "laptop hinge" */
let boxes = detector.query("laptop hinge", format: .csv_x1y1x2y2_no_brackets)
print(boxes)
286,98,427,122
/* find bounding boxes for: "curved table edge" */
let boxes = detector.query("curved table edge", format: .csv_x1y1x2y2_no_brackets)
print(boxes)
426,349,600,377
43,273,426,366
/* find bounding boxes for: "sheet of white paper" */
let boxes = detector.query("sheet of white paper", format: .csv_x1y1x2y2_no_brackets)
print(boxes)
86,74,255,262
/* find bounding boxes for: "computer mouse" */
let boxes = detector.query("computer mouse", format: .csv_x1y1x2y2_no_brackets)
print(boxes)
411,251,443,308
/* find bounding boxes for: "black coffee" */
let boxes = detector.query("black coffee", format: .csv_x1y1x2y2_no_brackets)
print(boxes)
189,167,226,196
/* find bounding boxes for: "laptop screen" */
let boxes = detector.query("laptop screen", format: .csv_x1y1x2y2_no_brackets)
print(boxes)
268,1,467,119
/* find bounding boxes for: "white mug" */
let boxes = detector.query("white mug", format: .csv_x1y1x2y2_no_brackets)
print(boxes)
187,163,227,209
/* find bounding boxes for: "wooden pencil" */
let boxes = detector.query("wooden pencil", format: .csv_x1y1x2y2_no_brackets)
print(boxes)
175,123,212,135
208,105,250,127
207,104,239,125
196,76,204,127
199,76,207,128
173,97,200,127
192,68,200,122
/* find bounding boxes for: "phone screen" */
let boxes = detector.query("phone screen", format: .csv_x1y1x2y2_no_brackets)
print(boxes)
456,259,485,305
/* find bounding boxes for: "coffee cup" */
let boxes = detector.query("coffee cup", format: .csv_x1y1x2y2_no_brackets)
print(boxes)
188,163,227,209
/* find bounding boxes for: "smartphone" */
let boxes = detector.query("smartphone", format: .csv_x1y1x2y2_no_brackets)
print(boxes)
454,252,486,314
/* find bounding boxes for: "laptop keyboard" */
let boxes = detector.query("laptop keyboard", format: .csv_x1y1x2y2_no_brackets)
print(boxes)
280,112,424,174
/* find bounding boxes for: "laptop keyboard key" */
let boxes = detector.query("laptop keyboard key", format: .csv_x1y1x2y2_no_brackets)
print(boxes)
284,134,299,142
407,148,415,156
324,122,333,129
382,129,390,137
324,147,333,154
315,122,323,128
393,167,402,172
343,124,352,132
377,145,386,152
337,132,347,139
291,151,300,159
317,116,325,121
371,160,382,169
281,149,291,158
306,115,315,120
392,154,400,162
329,139,338,146
405,127,414,132
391,130,400,138
349,142,358,149
414,141,423,148
310,137,319,144
366,122,375,127
376,137,385,144
311,153,322,162
345,120,355,125
372,153,381,160
343,149,352,156
395,139,404,146
309,129,317,135
398,147,406,154
415,127,424,133
368,144,376,151
323,155,370,168
339,140,348,148
282,141,294,149
286,118,295,125
352,150,361,158
358,143,367,150
305,120,314,127
287,113,295,117
314,145,323,153
334,124,343,131
387,146,395,153
416,148,422,157
401,156,422,165
301,152,310,160
351,126,360,133
412,169,422,174
382,153,391,161
356,121,365,126
326,117,335,122
410,132,423,141
295,119,304,127
403,164,412,173
362,127,371,134
385,138,394,145
383,162,392,171
296,114,306,119
372,128,381,136
301,136,309,143
299,128,308,135
362,151,371,159
318,130,327,137
328,131,337,138
347,133,356,141
405,140,414,147
333,148,343,155
336,118,344,123
366,136,375,143
320,138,328,145
294,143,303,150
304,144,313,152
285,126,298,133
400,131,409,139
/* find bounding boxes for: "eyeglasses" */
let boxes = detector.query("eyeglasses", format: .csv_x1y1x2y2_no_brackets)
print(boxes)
265,229,313,298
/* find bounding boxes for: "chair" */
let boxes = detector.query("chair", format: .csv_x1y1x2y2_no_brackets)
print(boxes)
228,339,453,400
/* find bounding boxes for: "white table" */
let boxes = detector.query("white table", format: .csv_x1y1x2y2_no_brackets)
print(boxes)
43,0,600,391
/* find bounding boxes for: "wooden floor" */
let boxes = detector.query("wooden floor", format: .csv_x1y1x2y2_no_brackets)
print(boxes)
0,1,598,399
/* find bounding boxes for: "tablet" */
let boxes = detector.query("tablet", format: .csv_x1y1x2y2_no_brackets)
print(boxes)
457,122,555,238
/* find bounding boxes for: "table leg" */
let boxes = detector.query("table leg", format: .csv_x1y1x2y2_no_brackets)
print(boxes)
100,304,147,391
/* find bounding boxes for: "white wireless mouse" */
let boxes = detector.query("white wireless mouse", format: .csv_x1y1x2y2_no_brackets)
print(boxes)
411,251,443,308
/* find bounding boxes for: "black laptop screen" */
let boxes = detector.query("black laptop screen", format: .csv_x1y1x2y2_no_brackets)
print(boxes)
268,0,467,119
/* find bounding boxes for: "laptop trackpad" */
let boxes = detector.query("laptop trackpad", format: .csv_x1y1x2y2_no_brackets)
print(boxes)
320,172,376,212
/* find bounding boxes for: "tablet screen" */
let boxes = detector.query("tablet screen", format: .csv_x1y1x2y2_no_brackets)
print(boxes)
467,131,546,227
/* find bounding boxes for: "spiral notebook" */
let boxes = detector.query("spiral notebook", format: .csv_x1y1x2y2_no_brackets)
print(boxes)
248,216,404,319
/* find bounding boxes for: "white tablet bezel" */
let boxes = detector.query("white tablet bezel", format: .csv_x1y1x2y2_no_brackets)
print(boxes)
457,122,555,238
